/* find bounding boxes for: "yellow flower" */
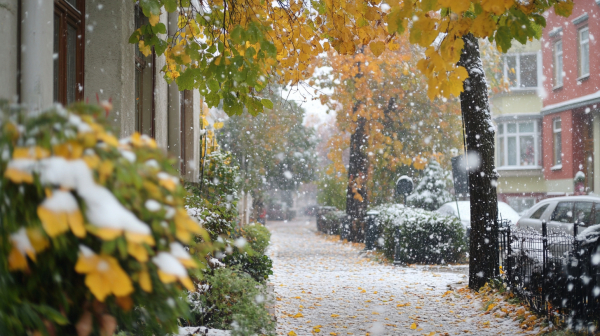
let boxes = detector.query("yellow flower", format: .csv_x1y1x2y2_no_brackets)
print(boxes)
7,228,37,271
37,190,86,238
127,241,149,262
75,245,134,302
170,242,197,268
152,252,195,291
53,141,84,159
174,208,208,243
4,167,33,184
158,172,179,192
138,269,153,293
13,146,50,160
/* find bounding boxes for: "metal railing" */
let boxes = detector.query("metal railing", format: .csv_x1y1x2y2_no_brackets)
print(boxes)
499,221,600,331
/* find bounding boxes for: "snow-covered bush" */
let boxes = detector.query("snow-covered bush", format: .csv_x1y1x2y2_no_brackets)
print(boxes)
406,160,453,211
0,102,210,335
323,210,346,235
187,267,275,336
187,151,240,241
372,203,466,264
223,223,273,282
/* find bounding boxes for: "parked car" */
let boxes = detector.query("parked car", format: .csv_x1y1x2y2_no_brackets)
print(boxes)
436,201,521,235
516,195,600,234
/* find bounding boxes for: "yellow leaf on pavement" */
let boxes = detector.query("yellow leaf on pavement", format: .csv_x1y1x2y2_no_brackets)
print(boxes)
410,322,417,329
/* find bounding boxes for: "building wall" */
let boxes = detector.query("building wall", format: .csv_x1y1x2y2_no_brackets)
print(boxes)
542,1,600,106
84,0,136,138
0,0,19,101
542,109,574,179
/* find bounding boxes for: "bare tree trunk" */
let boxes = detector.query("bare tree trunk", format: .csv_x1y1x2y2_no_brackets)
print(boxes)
346,115,369,242
458,34,499,290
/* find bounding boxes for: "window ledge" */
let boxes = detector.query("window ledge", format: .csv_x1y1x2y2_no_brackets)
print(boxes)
551,164,563,171
577,74,590,82
553,85,563,91
497,166,542,171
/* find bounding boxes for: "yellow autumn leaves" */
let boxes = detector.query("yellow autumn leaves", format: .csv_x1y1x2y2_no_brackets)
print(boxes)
2,106,208,307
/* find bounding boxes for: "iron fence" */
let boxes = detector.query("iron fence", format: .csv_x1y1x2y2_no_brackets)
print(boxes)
499,221,600,331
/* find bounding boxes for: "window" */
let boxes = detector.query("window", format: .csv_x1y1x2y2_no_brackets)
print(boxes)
553,118,562,166
554,41,563,88
134,7,155,137
574,202,593,225
54,0,85,105
579,27,590,78
530,204,549,220
496,121,541,168
594,203,600,225
552,202,573,223
503,53,538,89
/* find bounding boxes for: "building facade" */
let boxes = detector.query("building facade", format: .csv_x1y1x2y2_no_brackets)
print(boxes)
493,0,600,212
541,0,600,196
491,40,547,213
0,0,203,182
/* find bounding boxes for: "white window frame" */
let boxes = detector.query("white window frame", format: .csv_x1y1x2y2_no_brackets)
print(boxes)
503,52,540,90
496,121,542,170
579,27,590,78
552,118,562,169
554,40,563,88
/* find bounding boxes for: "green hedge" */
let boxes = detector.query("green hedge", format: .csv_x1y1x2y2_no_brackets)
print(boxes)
371,204,466,264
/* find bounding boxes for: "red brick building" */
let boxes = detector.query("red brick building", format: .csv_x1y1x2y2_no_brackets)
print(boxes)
540,0,599,195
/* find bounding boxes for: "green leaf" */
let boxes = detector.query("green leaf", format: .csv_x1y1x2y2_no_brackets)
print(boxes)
494,26,512,53
163,0,178,12
261,98,273,110
208,78,220,92
153,22,167,35
260,40,277,58
128,30,141,44
231,25,246,45
140,0,161,17
32,305,69,325
245,47,257,63
155,39,168,55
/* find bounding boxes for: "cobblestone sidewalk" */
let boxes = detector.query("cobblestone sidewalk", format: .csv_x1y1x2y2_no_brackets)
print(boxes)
267,217,537,336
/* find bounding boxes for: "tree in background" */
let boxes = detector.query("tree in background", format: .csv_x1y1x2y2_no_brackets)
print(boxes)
315,36,463,239
219,90,318,218
407,160,453,211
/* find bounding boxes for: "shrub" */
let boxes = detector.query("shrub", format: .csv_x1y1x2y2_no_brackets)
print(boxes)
186,151,240,241
240,223,271,255
223,252,273,282
406,160,453,211
187,267,275,336
0,102,211,336
372,203,466,264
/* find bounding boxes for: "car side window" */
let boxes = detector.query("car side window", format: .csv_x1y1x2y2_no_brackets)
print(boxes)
595,203,600,225
529,204,549,219
552,202,573,223
573,202,593,226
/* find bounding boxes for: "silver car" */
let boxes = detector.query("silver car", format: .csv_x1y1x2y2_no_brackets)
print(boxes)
516,195,600,234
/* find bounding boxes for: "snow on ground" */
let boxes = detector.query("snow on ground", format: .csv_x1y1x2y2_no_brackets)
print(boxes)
176,326,231,335
267,217,537,336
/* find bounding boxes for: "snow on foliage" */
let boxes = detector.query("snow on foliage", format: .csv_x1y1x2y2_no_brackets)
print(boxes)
0,102,210,336
406,160,453,211
371,203,466,264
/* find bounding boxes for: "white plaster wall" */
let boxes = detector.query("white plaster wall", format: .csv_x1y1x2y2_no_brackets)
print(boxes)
21,0,53,110
153,11,169,150
84,0,135,138
545,178,573,194
0,0,19,101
